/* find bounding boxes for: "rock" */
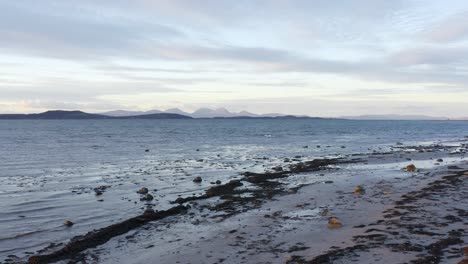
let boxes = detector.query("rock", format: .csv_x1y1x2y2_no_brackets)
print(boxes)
327,217,342,228
284,158,291,162
436,158,443,162
140,194,154,201
406,164,417,172
215,180,222,184
193,177,202,183
354,186,365,195
272,166,283,172
137,187,149,194
64,221,74,227
396,142,404,146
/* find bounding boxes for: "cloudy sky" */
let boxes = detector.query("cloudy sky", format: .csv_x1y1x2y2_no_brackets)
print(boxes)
1,0,467,117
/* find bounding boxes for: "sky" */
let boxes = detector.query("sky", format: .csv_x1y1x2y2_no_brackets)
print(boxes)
1,0,468,117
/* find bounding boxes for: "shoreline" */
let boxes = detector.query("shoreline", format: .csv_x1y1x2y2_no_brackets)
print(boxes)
16,142,467,264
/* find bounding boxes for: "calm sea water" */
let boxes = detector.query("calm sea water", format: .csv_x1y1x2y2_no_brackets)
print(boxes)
0,119,467,260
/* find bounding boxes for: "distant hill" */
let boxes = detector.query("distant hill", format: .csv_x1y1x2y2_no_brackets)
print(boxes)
0,110,110,119
0,110,192,119
341,114,450,120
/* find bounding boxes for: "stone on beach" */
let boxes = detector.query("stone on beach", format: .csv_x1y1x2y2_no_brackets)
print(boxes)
140,194,154,201
64,221,74,227
327,217,342,228
137,187,149,194
193,176,202,183
354,186,365,195
406,164,417,172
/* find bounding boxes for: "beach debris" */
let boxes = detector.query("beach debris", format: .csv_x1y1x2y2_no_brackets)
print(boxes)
327,217,342,228
137,187,149,194
64,221,74,227
354,186,365,195
193,176,202,183
406,164,417,172
140,193,154,201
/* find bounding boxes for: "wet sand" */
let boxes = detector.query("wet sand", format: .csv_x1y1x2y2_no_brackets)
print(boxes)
12,143,468,264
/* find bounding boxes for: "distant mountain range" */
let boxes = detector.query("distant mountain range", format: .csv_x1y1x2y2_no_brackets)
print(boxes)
99,107,291,118
0,110,465,120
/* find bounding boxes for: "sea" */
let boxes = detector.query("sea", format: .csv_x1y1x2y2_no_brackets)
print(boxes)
0,119,467,261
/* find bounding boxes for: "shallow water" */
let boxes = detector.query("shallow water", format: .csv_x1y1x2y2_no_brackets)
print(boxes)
0,119,467,260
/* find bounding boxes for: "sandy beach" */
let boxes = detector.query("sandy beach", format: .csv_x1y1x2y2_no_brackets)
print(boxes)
18,141,467,264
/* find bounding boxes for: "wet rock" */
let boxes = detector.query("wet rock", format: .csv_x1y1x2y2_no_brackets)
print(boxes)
327,217,342,228
93,186,109,195
354,186,365,195
215,180,222,184
137,187,149,194
140,194,154,201
406,164,417,172
272,166,283,172
396,142,404,146
193,177,202,183
64,221,74,227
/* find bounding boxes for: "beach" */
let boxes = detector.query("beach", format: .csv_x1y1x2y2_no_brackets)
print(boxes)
24,142,468,264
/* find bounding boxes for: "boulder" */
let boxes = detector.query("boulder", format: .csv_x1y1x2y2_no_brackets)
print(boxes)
193,177,202,183
140,194,154,201
406,164,417,172
137,187,149,194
